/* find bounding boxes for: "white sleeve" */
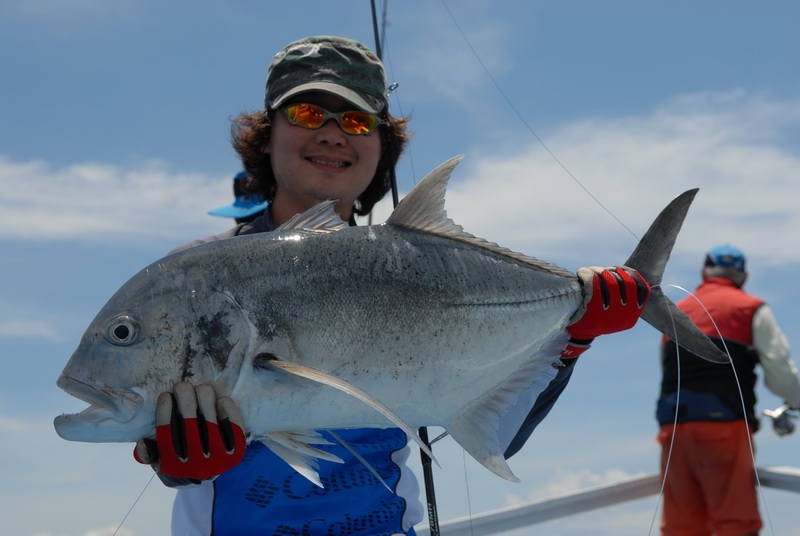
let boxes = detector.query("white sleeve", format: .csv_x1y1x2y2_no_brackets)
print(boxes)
753,305,800,408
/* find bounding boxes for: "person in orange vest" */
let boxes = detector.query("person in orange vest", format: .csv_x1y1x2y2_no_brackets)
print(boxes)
657,244,800,536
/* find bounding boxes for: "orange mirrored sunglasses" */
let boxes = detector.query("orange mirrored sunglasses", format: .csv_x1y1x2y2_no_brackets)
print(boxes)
282,103,381,135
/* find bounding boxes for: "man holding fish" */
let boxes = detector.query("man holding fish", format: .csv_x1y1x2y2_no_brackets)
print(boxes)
47,34,660,534
124,35,651,535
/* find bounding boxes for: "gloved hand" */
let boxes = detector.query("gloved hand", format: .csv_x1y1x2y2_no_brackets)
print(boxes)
560,266,650,359
134,382,247,481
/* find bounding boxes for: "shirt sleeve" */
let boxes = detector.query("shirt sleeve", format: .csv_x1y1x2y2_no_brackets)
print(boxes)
499,359,577,459
753,304,800,408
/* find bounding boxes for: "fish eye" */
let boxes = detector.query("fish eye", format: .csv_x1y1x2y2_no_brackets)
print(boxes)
105,315,140,346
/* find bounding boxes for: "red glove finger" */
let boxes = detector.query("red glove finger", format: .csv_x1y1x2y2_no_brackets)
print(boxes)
155,417,246,480
134,383,246,481
566,266,650,342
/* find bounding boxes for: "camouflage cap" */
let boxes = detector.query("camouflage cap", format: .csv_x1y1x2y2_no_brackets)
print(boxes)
265,36,389,114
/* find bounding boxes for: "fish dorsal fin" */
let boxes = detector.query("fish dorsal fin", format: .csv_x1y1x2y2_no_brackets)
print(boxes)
387,155,574,278
276,200,349,233
387,155,464,234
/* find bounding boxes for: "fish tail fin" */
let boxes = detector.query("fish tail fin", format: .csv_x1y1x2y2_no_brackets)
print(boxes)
624,189,727,363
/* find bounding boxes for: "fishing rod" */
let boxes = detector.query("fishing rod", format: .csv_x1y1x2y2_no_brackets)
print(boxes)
371,0,399,209
370,2,440,535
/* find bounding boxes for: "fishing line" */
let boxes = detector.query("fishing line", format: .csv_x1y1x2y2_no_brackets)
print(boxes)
428,430,449,445
438,0,640,243
381,32,419,186
460,449,476,536
433,6,779,532
654,284,775,536
432,2,659,531
647,285,680,536
111,471,157,536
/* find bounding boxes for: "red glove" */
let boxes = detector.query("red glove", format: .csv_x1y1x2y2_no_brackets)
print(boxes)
560,266,650,359
134,382,247,481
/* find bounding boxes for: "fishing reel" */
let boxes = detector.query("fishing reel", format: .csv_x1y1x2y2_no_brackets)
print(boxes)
762,404,798,437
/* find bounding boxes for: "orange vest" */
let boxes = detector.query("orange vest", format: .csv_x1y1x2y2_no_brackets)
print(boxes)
658,277,764,425
675,277,762,344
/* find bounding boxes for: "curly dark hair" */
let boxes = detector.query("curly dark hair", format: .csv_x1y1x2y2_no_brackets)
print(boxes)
231,109,411,216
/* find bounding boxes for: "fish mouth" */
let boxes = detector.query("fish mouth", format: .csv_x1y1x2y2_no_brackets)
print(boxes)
54,375,144,440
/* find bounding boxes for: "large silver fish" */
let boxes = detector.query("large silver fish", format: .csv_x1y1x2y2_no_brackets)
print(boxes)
54,156,726,483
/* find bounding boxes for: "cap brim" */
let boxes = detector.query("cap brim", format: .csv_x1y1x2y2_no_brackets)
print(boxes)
208,200,269,219
269,82,385,114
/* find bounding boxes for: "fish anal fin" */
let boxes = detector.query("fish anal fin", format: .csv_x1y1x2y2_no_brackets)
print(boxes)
447,415,519,483
444,342,565,483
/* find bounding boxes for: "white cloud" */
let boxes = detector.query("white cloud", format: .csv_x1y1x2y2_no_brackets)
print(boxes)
0,415,34,433
441,90,800,269
0,318,61,340
0,156,232,244
505,467,649,505
4,90,796,271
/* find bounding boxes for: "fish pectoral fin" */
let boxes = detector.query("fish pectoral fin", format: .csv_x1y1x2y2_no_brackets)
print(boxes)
266,360,438,466
258,431,344,488
447,413,519,483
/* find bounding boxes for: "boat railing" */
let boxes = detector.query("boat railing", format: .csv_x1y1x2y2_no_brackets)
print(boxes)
415,466,800,536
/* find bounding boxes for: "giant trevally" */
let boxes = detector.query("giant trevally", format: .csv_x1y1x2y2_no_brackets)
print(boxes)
54,155,726,484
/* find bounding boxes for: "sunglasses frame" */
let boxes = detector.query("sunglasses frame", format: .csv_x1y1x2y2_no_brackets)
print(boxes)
281,103,383,136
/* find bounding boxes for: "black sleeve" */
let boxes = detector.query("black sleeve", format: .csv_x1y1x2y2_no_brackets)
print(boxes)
503,359,577,459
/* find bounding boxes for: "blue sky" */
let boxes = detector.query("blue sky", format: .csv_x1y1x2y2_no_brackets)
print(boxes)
2,1,800,535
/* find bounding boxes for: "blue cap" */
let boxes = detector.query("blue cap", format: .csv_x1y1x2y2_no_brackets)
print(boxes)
704,244,746,272
208,171,268,219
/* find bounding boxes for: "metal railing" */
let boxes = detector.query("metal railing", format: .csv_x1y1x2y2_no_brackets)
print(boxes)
415,466,800,536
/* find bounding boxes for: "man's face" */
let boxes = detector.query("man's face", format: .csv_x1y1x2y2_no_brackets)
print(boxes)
264,92,382,224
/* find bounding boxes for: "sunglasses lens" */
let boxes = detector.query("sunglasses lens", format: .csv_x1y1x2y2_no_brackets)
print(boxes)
340,112,378,135
286,104,326,129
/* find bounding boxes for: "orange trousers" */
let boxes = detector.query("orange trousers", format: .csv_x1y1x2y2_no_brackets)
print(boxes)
658,421,761,536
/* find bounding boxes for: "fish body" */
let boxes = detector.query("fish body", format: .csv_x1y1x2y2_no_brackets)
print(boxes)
54,156,725,482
